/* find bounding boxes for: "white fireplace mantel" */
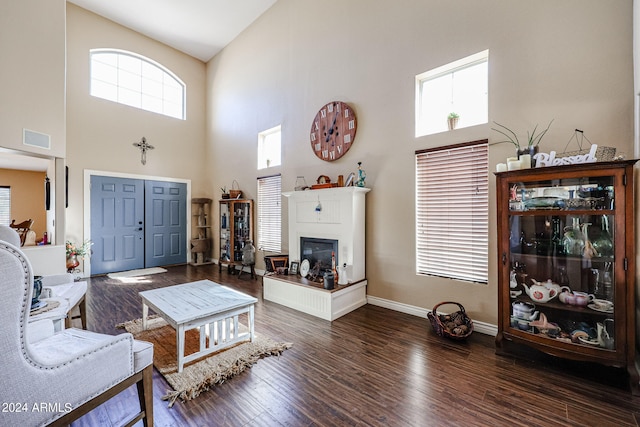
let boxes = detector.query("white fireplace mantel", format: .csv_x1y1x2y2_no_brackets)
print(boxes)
283,186,370,282
263,186,369,321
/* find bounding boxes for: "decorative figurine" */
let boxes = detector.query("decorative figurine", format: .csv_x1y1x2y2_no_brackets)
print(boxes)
356,161,366,187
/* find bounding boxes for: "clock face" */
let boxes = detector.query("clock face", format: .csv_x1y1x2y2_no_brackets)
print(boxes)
310,101,357,161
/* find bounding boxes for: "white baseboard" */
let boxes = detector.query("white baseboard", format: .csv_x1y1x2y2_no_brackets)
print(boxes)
366,295,498,337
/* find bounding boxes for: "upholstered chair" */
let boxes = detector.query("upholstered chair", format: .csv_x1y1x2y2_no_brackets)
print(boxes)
0,239,154,426
0,225,87,329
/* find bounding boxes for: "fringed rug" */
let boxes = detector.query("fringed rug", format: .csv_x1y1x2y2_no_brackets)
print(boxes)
117,316,292,407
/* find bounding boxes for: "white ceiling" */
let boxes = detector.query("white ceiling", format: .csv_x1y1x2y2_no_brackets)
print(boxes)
67,0,278,62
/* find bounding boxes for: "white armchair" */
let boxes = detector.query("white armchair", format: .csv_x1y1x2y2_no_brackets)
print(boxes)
0,239,154,426
0,226,87,329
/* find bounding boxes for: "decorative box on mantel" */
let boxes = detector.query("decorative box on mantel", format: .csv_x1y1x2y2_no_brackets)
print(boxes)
263,186,370,321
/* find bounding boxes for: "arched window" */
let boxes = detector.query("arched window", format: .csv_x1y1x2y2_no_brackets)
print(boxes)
90,49,185,120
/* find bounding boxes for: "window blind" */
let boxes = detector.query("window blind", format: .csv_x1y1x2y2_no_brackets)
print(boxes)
257,175,281,252
0,187,10,226
415,140,489,283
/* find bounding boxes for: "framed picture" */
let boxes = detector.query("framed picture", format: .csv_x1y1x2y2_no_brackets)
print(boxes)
289,261,299,275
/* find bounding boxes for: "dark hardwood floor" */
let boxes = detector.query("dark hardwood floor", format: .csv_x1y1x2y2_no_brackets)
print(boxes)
69,264,640,427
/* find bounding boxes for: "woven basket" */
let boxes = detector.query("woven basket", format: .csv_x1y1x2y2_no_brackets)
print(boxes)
229,180,242,199
427,301,474,340
560,130,616,161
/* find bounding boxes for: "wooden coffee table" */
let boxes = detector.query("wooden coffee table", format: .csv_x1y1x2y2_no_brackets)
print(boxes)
139,279,258,372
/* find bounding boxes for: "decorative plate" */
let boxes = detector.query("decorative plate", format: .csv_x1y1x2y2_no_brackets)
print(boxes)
300,259,310,278
523,197,565,209
578,336,600,346
30,300,47,311
587,303,614,313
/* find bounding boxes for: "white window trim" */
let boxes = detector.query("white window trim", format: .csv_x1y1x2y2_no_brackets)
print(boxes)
90,48,186,120
415,50,488,137
258,125,282,170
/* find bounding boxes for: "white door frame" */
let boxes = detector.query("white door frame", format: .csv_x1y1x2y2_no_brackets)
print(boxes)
83,169,191,277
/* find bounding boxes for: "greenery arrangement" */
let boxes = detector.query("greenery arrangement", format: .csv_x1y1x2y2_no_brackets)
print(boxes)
492,119,554,150
66,240,93,258
448,112,459,119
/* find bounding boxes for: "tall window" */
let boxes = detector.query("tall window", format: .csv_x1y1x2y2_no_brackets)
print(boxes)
415,50,488,136
90,49,186,120
258,126,282,169
415,140,489,283
0,186,10,226
257,175,281,252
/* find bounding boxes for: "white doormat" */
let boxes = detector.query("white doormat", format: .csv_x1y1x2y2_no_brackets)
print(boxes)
107,267,167,279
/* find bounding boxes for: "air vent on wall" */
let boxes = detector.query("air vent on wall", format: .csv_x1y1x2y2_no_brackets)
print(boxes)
23,128,51,150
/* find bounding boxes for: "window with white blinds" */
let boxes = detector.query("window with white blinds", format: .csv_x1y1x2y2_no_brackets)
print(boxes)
0,186,10,226
257,174,281,252
415,140,489,283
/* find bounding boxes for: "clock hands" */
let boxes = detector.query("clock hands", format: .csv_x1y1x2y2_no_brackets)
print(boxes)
325,111,339,142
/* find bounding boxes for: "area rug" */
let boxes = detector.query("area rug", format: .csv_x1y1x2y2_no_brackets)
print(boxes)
117,316,292,407
107,267,167,279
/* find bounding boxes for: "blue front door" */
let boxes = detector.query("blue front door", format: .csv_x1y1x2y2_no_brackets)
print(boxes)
90,176,145,275
90,176,188,274
144,180,187,268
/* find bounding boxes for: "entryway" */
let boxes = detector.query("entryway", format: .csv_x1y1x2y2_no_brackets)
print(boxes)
89,174,188,275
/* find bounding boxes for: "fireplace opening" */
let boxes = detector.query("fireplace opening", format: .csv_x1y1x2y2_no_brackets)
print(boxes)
300,237,338,275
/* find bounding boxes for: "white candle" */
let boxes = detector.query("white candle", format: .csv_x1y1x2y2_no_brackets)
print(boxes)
519,154,531,168
507,160,522,170
506,157,518,163
496,163,508,172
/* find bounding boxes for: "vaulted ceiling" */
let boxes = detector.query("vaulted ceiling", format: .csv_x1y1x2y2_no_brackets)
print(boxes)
67,0,278,62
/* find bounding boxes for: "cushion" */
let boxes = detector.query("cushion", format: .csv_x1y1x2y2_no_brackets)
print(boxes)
133,339,154,372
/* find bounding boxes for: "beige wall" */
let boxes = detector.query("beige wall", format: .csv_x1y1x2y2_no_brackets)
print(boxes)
0,0,66,158
206,0,634,324
0,169,47,240
65,4,208,243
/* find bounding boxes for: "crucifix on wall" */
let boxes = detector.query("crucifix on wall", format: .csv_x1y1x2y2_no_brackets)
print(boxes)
133,136,154,165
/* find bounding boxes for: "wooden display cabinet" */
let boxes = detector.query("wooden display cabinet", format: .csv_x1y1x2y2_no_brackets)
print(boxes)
218,199,253,273
190,198,213,266
495,160,639,394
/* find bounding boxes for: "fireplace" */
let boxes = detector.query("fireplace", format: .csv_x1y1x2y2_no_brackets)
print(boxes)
300,237,338,274
263,186,370,321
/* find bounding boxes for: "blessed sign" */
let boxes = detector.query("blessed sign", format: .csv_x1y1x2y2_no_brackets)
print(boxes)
533,144,598,167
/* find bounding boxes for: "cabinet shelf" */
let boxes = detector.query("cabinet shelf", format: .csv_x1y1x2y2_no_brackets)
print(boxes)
190,198,212,266
496,160,639,395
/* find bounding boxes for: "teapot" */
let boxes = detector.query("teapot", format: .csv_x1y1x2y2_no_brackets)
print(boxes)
558,286,576,305
523,279,559,303
512,300,538,321
572,291,594,307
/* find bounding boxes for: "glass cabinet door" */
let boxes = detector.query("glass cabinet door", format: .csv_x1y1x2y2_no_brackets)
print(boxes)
220,202,230,262
232,201,252,262
507,175,616,350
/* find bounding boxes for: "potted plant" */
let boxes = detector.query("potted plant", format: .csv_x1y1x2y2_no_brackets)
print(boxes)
220,186,230,199
65,239,93,272
447,112,460,130
491,119,554,166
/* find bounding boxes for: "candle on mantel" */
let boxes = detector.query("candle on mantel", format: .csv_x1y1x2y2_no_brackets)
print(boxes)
496,163,508,172
507,160,522,170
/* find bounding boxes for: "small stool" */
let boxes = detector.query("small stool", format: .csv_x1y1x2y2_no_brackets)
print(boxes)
238,240,256,280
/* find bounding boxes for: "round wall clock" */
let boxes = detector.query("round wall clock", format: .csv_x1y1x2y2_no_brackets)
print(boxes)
310,101,357,162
